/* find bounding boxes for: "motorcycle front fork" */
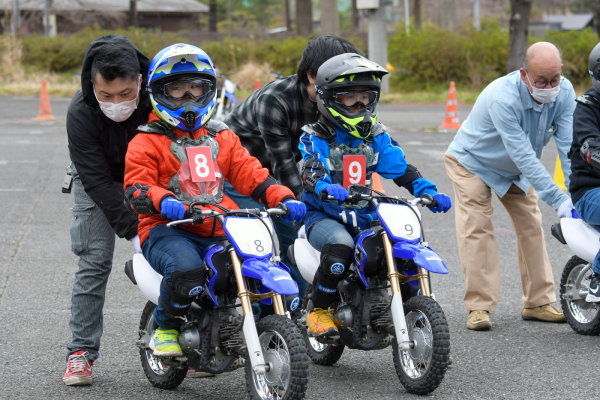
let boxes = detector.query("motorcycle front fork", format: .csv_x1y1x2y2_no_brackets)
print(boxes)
229,249,288,375
382,232,431,351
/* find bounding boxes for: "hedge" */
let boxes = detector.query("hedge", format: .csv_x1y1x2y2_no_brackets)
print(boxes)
6,22,600,91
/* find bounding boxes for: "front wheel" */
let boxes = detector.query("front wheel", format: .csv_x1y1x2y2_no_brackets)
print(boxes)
560,256,600,335
245,314,309,400
392,296,449,395
139,301,187,389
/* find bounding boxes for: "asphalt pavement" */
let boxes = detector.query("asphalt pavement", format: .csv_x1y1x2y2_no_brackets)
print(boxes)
0,96,595,399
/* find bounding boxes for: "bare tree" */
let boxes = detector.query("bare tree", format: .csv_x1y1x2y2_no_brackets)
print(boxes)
507,0,532,72
296,0,313,36
321,0,339,35
352,0,358,31
285,0,291,31
594,1,600,40
209,0,217,32
129,0,137,27
413,0,421,30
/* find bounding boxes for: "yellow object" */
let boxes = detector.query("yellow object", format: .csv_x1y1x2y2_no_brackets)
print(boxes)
307,308,338,336
386,62,396,72
553,155,567,191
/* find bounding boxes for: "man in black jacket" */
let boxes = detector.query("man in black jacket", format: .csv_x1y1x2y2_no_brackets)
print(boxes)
223,35,359,304
569,42,600,303
63,35,152,386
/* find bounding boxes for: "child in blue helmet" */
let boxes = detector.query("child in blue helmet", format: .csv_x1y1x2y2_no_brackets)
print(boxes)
298,53,452,336
124,43,306,356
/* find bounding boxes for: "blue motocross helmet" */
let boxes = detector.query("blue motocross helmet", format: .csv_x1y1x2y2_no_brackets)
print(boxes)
148,43,217,131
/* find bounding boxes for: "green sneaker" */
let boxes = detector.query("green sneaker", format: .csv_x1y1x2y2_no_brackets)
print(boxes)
151,328,183,357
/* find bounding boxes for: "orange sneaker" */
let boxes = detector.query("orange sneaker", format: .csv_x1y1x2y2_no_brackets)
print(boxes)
307,308,338,337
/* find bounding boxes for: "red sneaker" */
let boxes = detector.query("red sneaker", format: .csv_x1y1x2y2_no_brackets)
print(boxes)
63,351,93,386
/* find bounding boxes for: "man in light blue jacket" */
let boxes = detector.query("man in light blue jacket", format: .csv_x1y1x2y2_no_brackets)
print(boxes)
444,41,576,330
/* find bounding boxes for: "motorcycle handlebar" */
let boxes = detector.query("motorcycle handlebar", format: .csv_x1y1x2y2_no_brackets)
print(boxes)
319,189,434,208
165,206,286,227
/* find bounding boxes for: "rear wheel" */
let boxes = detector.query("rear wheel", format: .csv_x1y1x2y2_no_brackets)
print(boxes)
560,256,600,335
139,301,187,389
245,314,309,400
392,296,449,395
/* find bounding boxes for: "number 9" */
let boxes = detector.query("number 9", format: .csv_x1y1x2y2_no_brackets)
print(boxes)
348,161,363,184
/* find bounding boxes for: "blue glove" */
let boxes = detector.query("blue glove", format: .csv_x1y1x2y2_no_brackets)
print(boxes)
160,197,186,221
282,200,306,223
323,184,349,203
429,193,452,213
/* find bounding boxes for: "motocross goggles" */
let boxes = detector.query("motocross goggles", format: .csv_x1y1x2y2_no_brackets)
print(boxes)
162,77,216,106
332,88,379,114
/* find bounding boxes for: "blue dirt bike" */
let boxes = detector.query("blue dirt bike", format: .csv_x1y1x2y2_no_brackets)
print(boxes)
125,203,309,399
288,185,450,395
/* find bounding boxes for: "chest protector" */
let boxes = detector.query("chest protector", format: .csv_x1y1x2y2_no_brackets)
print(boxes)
304,122,383,210
139,120,227,205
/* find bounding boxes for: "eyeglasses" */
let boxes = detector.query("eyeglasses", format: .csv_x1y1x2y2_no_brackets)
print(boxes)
525,71,563,89
162,78,214,101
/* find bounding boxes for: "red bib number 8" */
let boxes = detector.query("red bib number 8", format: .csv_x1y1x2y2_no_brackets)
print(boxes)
186,146,216,182
343,154,366,188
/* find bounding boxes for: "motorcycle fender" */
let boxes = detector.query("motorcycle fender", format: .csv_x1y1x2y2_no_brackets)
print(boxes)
561,218,600,263
242,258,299,296
132,253,162,305
292,238,321,283
393,242,448,274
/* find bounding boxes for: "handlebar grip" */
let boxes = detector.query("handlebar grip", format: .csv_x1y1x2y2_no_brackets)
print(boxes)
320,191,333,200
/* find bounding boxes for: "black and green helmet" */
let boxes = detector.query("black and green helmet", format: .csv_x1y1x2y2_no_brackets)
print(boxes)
315,53,388,139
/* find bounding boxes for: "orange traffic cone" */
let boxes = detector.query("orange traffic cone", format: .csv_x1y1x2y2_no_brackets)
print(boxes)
254,78,261,91
440,81,460,131
35,80,55,121
372,173,385,193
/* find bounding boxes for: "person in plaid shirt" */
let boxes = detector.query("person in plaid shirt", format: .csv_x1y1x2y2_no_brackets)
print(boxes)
223,35,359,306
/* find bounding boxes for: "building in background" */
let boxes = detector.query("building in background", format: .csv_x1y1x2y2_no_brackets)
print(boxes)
0,0,208,35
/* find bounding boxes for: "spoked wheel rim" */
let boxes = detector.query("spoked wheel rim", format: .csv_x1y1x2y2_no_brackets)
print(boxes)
143,313,169,376
566,264,600,324
251,330,291,400
307,332,329,352
399,309,433,379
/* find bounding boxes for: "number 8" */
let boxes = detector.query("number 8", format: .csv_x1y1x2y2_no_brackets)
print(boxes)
194,153,209,178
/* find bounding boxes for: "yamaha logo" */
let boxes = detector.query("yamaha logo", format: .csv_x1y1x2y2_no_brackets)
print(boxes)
330,262,345,275
188,286,203,297
289,297,300,311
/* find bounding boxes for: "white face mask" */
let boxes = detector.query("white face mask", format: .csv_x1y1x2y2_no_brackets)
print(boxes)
94,78,140,122
526,74,561,104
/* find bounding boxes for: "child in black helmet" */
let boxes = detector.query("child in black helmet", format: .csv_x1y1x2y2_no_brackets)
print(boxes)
298,53,452,336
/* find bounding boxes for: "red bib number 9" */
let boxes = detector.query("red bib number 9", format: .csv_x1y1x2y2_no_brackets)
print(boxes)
343,154,366,188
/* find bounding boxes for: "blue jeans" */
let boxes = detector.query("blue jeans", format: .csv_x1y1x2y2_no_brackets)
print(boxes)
224,181,308,300
574,188,600,274
142,224,219,329
307,218,355,252
67,167,115,362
